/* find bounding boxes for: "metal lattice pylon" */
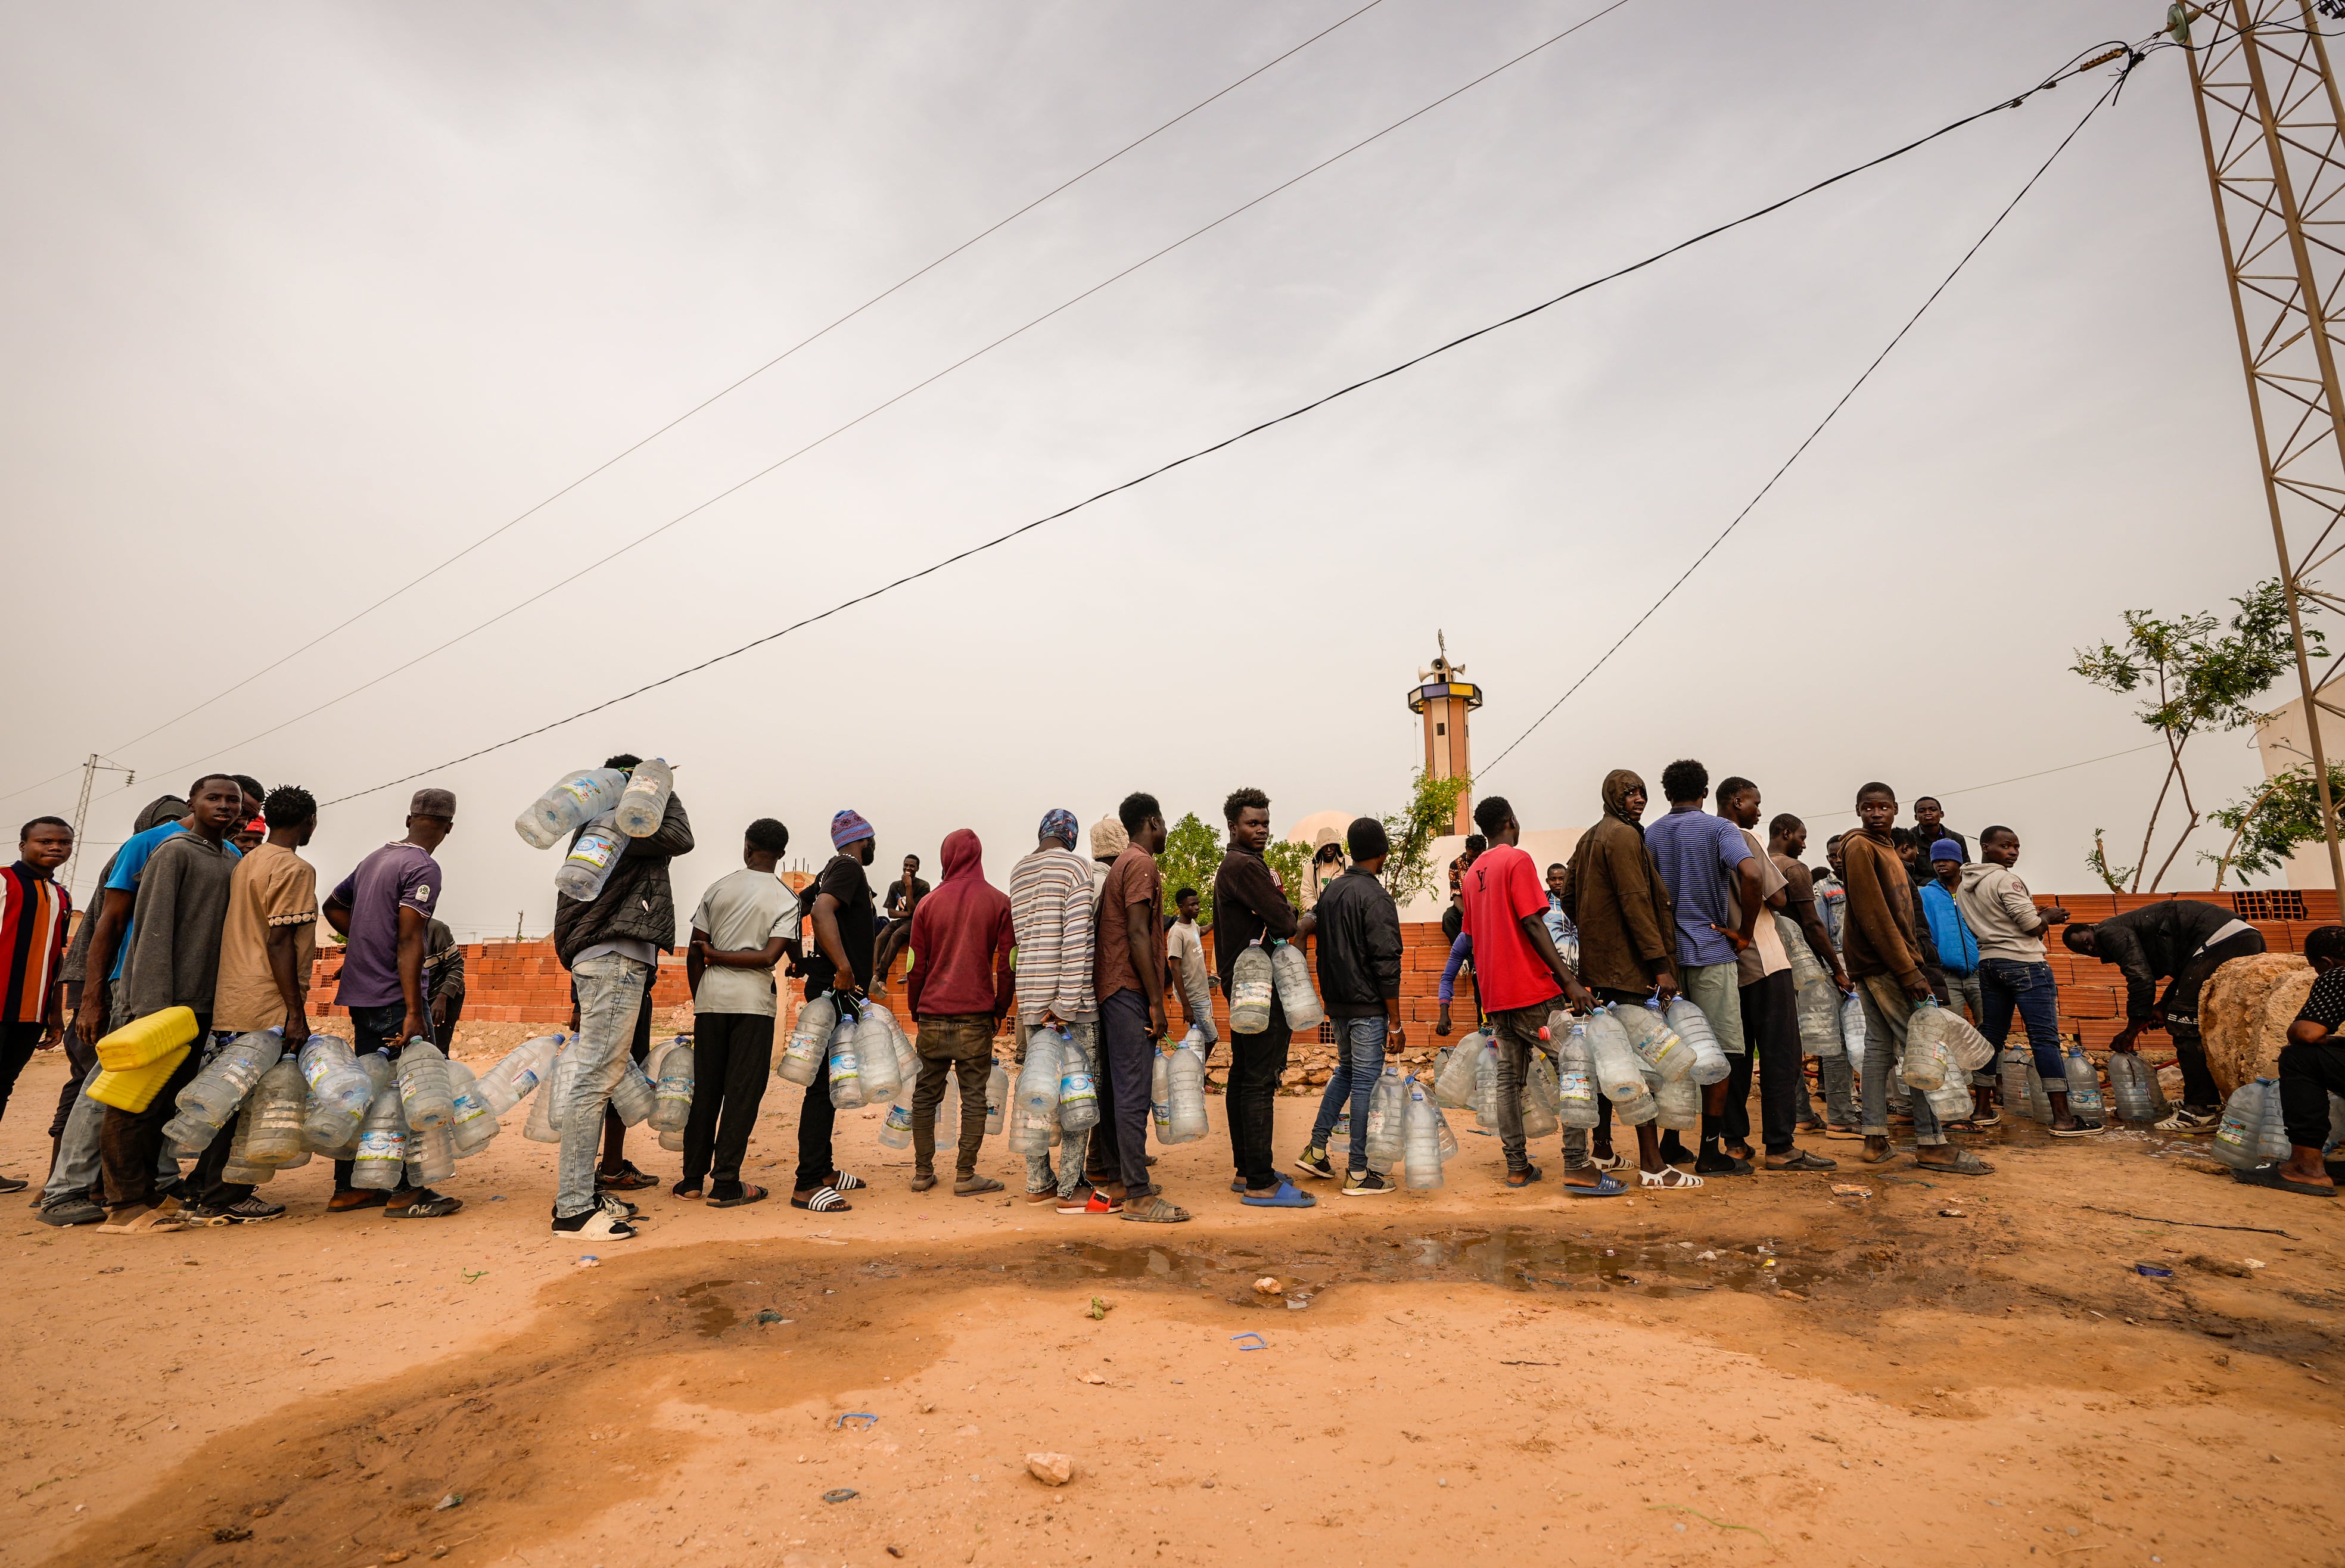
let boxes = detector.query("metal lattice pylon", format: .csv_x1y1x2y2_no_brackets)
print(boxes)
2178,0,2345,898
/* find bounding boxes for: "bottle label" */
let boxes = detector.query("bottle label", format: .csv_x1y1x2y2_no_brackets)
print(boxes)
1231,975,1273,1013
567,834,621,872
556,774,602,807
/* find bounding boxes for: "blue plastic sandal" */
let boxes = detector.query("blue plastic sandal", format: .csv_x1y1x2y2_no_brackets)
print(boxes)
1240,1179,1317,1209
1565,1172,1628,1198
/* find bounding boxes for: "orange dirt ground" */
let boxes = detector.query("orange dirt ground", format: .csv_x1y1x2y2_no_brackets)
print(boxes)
3,1026,2340,1568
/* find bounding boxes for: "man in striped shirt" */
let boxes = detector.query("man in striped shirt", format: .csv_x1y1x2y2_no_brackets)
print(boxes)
1,817,73,1190
1007,808,1100,1211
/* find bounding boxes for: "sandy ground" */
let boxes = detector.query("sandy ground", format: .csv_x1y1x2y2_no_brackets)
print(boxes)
4,1031,2342,1568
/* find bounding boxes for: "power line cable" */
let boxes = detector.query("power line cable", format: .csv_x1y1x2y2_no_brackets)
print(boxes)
1479,52,2141,776
304,42,2132,809
0,0,1392,806
82,0,1644,804
1796,742,2166,824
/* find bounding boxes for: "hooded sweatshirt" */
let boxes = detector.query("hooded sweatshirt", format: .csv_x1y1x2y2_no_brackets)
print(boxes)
1955,861,2047,963
1839,824,1924,988
906,829,1014,1020
1560,770,1677,995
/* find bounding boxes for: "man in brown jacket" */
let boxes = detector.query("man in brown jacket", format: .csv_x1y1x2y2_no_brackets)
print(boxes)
1561,769,1681,1180
1842,782,1991,1175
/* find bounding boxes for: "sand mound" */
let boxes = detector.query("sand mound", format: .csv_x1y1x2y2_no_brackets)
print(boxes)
2200,952,2311,1096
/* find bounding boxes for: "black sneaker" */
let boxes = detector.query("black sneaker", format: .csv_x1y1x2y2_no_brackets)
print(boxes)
1293,1147,1338,1181
38,1195,104,1227
192,1195,287,1223
552,1208,635,1239
1342,1170,1394,1196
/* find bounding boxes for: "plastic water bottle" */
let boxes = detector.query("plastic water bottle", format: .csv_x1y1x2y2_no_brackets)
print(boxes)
477,1034,561,1116
2024,1061,2052,1123
1519,1054,1561,1140
1584,1008,1646,1102
652,1035,695,1130
1165,1045,1208,1144
1780,912,1826,987
1623,1001,1694,1084
406,1121,456,1186
449,1060,499,1155
609,1057,657,1127
828,1014,867,1110
2061,1046,2105,1124
779,995,835,1086
517,766,627,850
395,1038,456,1132
1270,941,1324,1030
878,1099,915,1150
1434,1032,1485,1109
554,815,629,903
2107,1051,2164,1122
523,1040,569,1142
986,1058,1009,1136
1151,1051,1172,1135
1556,1023,1600,1129
220,1100,272,1186
1654,1073,1701,1132
612,757,674,838
1841,992,1869,1061
1614,1077,1660,1126
856,1003,906,1103
1996,1047,2032,1118
1902,1001,1949,1091
1662,998,1728,1085
1017,1027,1064,1116
352,1079,409,1189
1402,1078,1444,1190
297,1034,372,1150
2210,1079,2272,1169
1058,1031,1100,1135
1471,1036,1502,1130
2253,1078,2291,1161
163,1029,282,1147
242,1057,309,1166
1229,944,1274,1034
1364,1067,1407,1172
1794,978,1843,1059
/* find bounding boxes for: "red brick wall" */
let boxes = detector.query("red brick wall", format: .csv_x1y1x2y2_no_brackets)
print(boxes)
304,886,2339,1053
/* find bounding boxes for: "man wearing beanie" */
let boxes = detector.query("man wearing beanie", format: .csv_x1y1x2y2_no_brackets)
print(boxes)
789,808,881,1214
1008,809,1101,1211
1293,817,1406,1195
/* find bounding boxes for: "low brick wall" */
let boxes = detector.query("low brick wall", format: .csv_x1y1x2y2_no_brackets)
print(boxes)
300,885,2340,1084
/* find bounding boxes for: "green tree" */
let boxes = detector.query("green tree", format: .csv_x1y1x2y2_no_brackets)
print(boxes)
1381,768,1473,909
1263,839,1312,909
1158,812,1223,926
2071,578,2319,892
2200,760,2345,888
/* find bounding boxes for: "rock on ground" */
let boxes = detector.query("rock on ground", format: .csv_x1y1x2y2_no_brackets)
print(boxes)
2201,953,2312,1097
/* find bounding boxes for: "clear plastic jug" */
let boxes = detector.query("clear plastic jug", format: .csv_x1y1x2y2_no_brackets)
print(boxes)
779,994,834,1086
2106,1051,2167,1122
1270,941,1324,1031
1366,1066,1407,1172
553,814,629,903
608,1057,657,1127
242,1057,310,1166
1165,1044,1209,1144
2061,1046,2105,1124
449,1060,497,1155
828,1014,867,1110
1841,993,1869,1060
478,1033,562,1116
1622,1002,1694,1084
1229,944,1274,1034
651,1035,695,1131
1057,1030,1100,1135
986,1057,1009,1136
517,766,627,850
1519,1053,1561,1140
163,1029,282,1147
395,1038,456,1131
2210,1078,2272,1169
406,1122,456,1186
1663,997,1728,1084
1584,1009,1646,1102
1434,1032,1486,1109
1402,1077,1444,1190
613,757,674,838
352,1080,410,1189
298,1034,372,1150
1555,1023,1601,1129
1902,1001,1950,1091
1654,1072,1700,1131
1017,1027,1064,1116
1793,978,1844,1060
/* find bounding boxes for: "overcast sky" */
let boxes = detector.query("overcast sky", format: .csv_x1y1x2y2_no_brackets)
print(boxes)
0,1,2299,934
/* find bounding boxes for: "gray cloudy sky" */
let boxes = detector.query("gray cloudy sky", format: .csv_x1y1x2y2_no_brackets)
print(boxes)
0,1,2293,932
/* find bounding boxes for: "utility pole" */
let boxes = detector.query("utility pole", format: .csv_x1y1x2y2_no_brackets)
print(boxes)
64,754,135,904
2176,0,2345,904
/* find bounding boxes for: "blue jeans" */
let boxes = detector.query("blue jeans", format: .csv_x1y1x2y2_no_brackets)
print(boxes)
558,953,652,1219
1310,1016,1388,1171
1977,959,2064,1084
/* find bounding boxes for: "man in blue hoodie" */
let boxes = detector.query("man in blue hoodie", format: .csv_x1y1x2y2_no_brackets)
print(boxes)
1920,838,1990,1127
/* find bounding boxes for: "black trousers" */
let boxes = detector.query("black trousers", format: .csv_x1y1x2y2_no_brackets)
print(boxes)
2161,929,2268,1108
1,1020,43,1129
52,1026,96,1140
794,1044,838,1193
1098,989,1155,1196
683,1012,772,1192
2277,1039,2345,1149
1227,995,1292,1190
1737,969,1801,1154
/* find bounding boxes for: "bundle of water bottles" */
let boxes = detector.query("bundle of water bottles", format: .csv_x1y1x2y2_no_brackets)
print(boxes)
772,991,1012,1147
1227,938,1324,1033
108,1012,580,1191
514,760,677,901
1433,997,1732,1152
2207,1075,2345,1168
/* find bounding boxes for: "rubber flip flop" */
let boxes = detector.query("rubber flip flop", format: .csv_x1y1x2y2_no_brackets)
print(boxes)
672,1181,704,1199
711,1185,770,1208
389,1194,464,1218
1766,1151,1839,1172
1914,1151,1995,1176
792,1187,851,1212
1565,1173,1628,1197
954,1175,1005,1196
1240,1180,1317,1209
1504,1165,1544,1189
1123,1196,1192,1223
2235,1164,2337,1198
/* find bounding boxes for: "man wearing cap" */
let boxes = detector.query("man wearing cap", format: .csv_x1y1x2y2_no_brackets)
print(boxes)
322,788,465,1219
1009,810,1102,1211
789,808,881,1215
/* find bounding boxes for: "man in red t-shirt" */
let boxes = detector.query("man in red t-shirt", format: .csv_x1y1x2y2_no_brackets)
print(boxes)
1459,795,1616,1193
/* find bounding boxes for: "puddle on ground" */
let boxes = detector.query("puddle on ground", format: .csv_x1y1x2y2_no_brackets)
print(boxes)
679,1278,740,1336
1000,1230,1846,1303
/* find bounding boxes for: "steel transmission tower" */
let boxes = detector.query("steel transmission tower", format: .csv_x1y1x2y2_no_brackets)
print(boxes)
2176,0,2345,900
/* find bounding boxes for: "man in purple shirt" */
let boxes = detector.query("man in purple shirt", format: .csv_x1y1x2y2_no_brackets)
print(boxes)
321,787,461,1218
1641,758,1764,1176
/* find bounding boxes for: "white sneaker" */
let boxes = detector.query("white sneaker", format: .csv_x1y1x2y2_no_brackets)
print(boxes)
553,1209,636,1240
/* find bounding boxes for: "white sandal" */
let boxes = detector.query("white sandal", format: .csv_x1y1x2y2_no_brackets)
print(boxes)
829,1170,865,1191
1640,1166,1705,1190
1590,1152,1629,1173
792,1187,852,1212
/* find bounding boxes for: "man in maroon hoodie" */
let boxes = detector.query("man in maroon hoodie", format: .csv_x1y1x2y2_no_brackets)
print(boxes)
906,829,1014,1196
